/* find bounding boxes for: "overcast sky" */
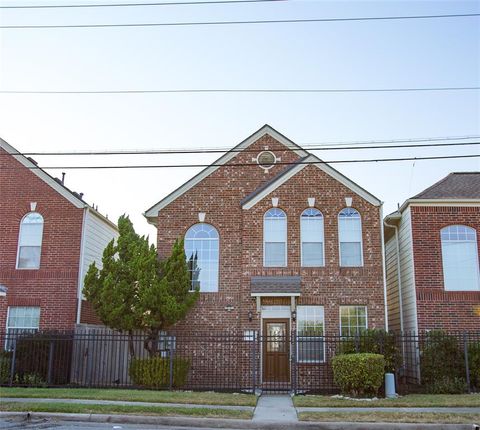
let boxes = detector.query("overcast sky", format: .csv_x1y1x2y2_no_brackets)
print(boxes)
1,0,479,241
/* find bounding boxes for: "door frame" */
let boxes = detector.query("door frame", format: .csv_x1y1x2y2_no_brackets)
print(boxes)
262,318,290,383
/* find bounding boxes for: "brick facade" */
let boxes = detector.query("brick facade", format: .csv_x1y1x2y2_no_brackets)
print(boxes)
0,147,84,331
153,132,386,337
411,205,480,332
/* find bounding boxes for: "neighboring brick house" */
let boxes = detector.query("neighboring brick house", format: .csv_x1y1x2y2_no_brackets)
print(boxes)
0,138,118,338
384,172,480,333
144,124,386,386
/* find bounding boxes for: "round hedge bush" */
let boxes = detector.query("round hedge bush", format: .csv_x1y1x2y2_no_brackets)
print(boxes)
332,353,385,397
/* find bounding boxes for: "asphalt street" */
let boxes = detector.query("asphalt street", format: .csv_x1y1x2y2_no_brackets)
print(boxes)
0,418,228,430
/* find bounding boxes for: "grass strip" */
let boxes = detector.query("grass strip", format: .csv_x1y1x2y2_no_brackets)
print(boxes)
299,411,480,424
0,401,252,420
0,387,256,406
294,393,480,408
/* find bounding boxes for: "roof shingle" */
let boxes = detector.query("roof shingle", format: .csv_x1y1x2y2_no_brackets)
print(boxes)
412,172,480,200
250,276,301,295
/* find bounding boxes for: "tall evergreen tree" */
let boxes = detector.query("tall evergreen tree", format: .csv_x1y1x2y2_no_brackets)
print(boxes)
84,215,151,357
139,238,199,356
84,215,198,358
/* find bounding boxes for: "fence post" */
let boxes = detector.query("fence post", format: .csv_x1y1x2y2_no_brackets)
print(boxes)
86,333,93,388
8,339,17,386
355,333,360,352
291,331,297,395
251,332,256,394
464,332,471,394
169,336,174,391
47,340,55,385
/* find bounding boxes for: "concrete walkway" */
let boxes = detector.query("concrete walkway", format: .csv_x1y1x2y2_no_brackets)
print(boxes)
253,395,298,422
0,397,254,411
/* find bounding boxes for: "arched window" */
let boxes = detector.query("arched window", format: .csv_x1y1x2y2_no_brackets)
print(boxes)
184,223,219,292
441,225,480,291
301,208,324,267
338,208,363,267
17,212,44,269
264,208,287,267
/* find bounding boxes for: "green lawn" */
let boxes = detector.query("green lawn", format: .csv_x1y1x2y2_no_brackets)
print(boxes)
294,393,480,408
0,401,252,420
299,411,480,424
0,388,257,407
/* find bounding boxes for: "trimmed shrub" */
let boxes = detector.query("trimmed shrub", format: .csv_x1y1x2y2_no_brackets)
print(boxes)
420,330,465,393
0,351,12,384
129,357,189,388
339,329,400,373
332,353,385,397
468,342,480,390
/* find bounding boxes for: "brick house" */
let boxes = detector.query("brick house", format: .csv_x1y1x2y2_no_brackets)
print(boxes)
384,172,480,333
0,138,118,338
144,125,387,386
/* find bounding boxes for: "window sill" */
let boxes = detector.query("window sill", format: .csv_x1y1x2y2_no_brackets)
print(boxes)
444,288,480,292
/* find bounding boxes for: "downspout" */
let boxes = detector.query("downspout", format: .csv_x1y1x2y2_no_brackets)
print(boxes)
380,204,389,332
383,218,404,333
76,207,88,325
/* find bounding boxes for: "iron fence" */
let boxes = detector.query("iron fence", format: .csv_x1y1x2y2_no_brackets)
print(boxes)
1,329,479,394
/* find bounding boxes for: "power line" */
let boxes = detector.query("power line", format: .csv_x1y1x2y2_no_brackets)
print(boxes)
1,12,479,29
6,139,480,156
2,87,479,94
0,0,286,9
12,153,480,170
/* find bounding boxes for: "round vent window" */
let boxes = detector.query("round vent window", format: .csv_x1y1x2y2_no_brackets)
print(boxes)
256,151,276,170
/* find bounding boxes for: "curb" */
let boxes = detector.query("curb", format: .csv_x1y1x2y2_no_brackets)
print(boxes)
0,412,475,430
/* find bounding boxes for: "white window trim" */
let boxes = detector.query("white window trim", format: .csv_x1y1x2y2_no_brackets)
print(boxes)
5,306,41,351
338,208,364,267
441,225,480,292
184,223,220,293
15,212,44,270
339,305,368,337
300,209,325,267
296,305,326,364
263,208,287,267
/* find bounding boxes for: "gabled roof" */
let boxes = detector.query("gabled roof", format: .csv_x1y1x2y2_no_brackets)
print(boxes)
412,172,480,200
144,124,382,222
240,156,308,207
144,124,309,221
384,172,480,228
241,153,381,209
0,137,117,230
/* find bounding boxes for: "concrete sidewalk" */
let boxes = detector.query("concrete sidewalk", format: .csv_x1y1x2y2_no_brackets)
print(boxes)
253,395,298,422
4,396,480,415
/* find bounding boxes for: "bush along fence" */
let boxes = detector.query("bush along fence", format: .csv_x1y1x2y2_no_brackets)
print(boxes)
1,328,479,394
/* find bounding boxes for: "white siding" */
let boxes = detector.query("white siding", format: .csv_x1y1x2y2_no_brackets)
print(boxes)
385,207,418,333
385,235,401,332
79,210,119,296
398,208,418,333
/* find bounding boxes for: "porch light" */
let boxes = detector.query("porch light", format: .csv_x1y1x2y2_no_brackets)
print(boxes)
248,311,253,322
291,310,296,322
